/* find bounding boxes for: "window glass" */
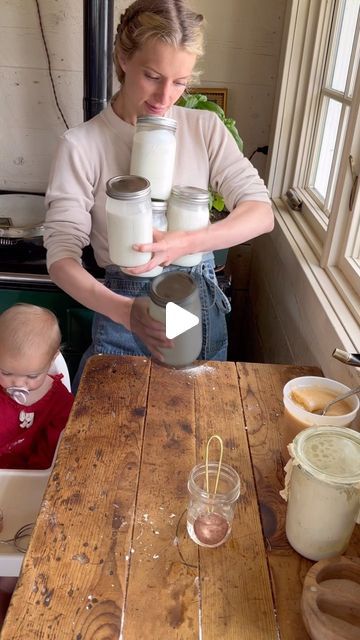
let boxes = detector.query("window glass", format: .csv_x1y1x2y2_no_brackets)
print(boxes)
328,0,360,94
309,98,342,203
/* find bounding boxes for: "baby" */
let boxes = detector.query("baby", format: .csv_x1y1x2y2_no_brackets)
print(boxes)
0,303,74,627
0,303,74,470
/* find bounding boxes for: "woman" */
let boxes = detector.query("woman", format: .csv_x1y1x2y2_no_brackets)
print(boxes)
44,0,273,386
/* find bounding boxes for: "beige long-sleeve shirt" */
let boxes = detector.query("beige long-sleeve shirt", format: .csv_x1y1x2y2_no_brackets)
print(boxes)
44,101,270,269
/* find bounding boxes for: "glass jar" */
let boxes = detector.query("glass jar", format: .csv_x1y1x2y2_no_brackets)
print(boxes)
187,462,240,548
148,271,202,367
106,175,152,268
281,425,360,561
167,186,210,267
130,116,177,201
145,201,168,279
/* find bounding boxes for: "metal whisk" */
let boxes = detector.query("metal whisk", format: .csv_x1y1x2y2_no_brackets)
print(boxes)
0,523,34,553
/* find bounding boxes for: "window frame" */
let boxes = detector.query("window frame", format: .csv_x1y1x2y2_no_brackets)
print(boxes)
266,0,360,320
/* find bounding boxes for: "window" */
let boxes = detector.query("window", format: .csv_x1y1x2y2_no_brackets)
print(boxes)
267,0,360,320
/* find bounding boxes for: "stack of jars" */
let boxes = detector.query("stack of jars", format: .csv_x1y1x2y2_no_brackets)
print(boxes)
105,115,209,368
105,115,210,276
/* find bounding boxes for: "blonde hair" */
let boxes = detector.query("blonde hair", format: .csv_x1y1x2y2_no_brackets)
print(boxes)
0,304,61,361
114,0,204,83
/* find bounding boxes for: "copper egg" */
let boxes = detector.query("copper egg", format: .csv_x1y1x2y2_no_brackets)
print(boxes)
193,512,229,546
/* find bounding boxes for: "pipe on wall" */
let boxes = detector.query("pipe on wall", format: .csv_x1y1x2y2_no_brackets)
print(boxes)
83,0,114,122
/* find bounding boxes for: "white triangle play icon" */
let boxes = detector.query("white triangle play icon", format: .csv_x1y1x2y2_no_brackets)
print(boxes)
165,302,199,339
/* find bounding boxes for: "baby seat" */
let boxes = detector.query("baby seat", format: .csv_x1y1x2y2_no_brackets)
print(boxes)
0,353,70,577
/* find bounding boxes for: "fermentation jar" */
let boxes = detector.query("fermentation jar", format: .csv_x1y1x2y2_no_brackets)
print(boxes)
167,186,210,267
187,462,240,548
148,271,202,367
130,116,177,200
105,175,152,268
145,200,168,278
281,426,360,561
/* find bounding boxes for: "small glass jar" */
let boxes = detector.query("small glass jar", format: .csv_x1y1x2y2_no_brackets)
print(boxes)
167,186,210,267
130,116,177,201
145,200,168,279
106,175,152,268
148,271,202,367
282,425,360,561
187,462,240,548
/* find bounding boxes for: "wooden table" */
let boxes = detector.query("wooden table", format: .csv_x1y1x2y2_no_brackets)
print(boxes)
2,356,359,639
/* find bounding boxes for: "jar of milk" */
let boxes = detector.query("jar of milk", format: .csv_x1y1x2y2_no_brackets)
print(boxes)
281,425,360,561
167,186,210,267
130,116,177,201
148,271,202,367
145,201,168,278
106,175,152,268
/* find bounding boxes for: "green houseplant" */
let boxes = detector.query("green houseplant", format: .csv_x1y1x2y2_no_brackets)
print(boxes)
176,92,244,216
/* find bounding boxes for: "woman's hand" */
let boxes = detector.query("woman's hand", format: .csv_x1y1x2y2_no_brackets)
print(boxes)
49,258,172,360
127,297,173,361
125,229,190,275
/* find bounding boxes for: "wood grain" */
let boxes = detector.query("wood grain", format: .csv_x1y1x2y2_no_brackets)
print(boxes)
193,361,278,639
237,362,360,640
3,356,150,639
2,356,359,639
123,363,199,639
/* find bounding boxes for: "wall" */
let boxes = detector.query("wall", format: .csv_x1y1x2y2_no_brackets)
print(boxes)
0,0,286,193
250,219,360,388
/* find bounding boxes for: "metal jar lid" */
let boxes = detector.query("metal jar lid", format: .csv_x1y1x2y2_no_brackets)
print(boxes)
106,175,151,200
136,115,177,133
170,185,209,205
291,425,360,485
150,271,198,308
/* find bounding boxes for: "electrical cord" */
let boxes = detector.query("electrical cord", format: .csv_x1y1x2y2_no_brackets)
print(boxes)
34,0,69,129
248,145,269,161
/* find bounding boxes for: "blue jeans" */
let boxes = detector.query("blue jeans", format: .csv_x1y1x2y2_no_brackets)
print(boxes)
72,258,231,392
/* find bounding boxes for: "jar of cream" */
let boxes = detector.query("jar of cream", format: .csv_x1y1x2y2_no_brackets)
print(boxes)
281,425,360,561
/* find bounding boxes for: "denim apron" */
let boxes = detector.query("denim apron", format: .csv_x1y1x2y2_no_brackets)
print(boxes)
72,256,231,392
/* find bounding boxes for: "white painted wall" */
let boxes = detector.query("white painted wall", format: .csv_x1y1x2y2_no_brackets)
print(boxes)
0,0,286,193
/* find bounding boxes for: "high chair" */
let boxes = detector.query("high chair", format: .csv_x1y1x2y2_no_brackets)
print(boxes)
0,353,70,577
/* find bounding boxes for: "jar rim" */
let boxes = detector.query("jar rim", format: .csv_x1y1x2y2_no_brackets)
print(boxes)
151,199,168,212
171,185,210,204
188,462,240,502
292,425,360,485
150,271,199,307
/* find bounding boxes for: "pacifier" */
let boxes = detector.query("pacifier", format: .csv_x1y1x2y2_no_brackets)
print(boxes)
6,386,29,405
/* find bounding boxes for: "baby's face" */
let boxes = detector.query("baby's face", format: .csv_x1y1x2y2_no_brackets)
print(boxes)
0,350,53,394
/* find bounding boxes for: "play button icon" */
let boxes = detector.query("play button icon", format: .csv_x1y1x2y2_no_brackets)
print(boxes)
166,302,199,339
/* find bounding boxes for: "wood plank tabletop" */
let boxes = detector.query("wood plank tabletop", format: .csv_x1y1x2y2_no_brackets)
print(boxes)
1,356,359,639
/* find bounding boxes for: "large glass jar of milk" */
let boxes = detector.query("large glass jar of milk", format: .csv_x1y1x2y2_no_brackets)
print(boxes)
106,175,152,268
145,201,168,278
167,186,210,267
281,425,360,561
148,271,202,367
130,116,177,201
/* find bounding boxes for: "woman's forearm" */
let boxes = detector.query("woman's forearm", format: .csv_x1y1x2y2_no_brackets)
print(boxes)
190,200,274,254
49,258,132,329
128,200,274,275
